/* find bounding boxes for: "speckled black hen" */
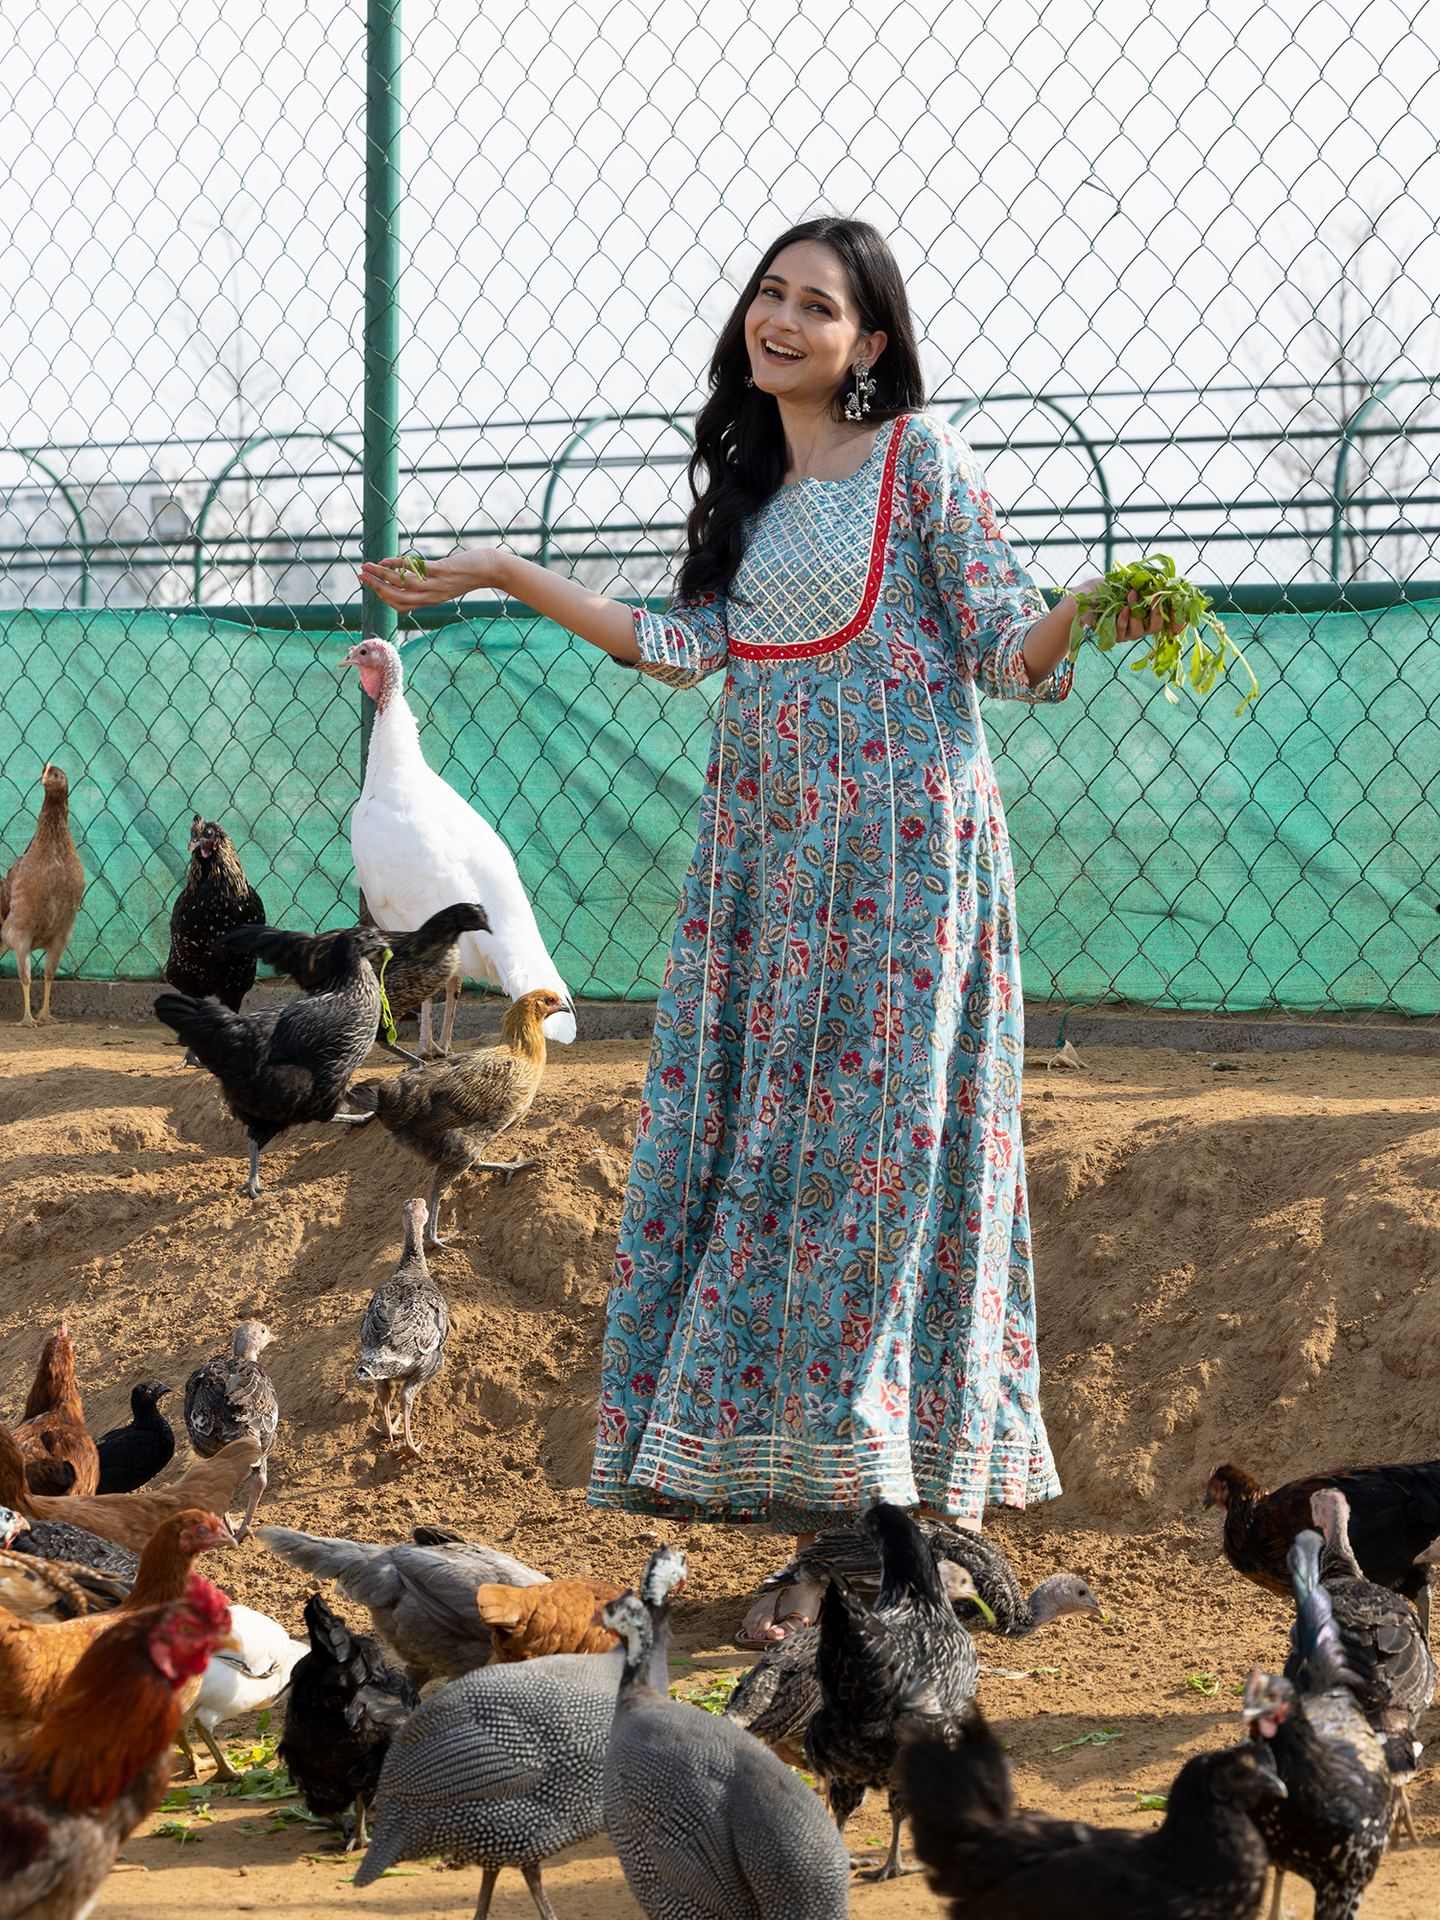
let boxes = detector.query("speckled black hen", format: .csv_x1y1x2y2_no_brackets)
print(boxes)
154,924,389,1197
184,1323,279,1540
165,816,266,1011
356,1199,450,1458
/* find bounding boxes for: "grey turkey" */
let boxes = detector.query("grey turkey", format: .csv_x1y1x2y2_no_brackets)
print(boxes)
354,1545,689,1920
154,924,393,1198
807,1502,986,1880
1305,1487,1435,1845
184,1322,279,1540
356,1197,450,1458
1243,1528,1393,1920
604,1590,849,1920
257,1523,547,1684
737,1515,1104,1645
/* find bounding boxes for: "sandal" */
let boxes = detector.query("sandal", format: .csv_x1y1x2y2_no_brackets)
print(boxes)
732,1581,821,1649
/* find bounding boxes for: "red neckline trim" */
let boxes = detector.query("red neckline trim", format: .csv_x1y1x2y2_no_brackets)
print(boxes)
728,416,907,662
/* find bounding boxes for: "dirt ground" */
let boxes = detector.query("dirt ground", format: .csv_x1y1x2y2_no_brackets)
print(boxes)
3,1022,1440,1919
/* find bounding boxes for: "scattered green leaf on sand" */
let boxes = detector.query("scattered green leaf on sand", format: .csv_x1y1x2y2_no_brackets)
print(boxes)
1051,1726,1124,1752
1186,1673,1221,1696
1135,1792,1168,1811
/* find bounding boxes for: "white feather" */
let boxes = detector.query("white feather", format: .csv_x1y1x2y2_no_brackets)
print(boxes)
189,1603,308,1734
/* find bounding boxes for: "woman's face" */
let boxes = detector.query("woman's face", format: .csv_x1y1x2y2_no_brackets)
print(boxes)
743,240,887,412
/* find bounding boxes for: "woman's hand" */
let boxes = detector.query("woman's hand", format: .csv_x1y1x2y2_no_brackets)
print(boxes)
357,547,508,611
1072,577,1187,645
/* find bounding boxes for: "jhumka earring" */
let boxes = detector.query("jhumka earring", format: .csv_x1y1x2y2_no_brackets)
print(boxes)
844,359,876,420
743,373,754,387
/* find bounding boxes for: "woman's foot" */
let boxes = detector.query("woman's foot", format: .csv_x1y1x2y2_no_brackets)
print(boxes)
734,1578,825,1647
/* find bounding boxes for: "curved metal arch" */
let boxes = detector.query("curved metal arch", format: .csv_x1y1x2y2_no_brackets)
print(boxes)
538,413,695,569
1,449,95,607
1330,374,1440,583
192,427,362,601
949,392,1116,570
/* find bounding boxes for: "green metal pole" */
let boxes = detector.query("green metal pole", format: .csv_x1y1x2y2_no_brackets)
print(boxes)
361,0,402,775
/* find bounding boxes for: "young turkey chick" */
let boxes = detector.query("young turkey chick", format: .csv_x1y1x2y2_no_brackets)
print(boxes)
94,1381,175,1495
356,1199,450,1459
185,1323,279,1541
165,817,266,1013
0,761,85,1027
10,1324,100,1498
155,924,391,1197
347,986,564,1244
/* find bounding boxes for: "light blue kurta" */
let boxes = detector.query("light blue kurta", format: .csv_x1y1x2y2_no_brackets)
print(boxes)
587,412,1073,1528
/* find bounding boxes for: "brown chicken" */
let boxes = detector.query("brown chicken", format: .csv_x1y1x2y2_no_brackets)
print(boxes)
10,1324,99,1499
0,1575,236,1919
347,986,563,1244
474,1577,623,1663
0,762,85,1028
0,1423,259,1555
0,1551,124,1625
0,1509,234,1753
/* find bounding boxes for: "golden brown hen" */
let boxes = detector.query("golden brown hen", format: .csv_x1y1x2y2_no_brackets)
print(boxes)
347,987,563,1244
474,1577,623,1663
0,1424,259,1555
0,762,85,1027
10,1324,99,1499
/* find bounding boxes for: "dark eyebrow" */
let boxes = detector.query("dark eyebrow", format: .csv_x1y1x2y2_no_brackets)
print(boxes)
759,273,840,303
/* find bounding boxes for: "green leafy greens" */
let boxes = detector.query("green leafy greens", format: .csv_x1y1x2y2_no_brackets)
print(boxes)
1064,555,1258,716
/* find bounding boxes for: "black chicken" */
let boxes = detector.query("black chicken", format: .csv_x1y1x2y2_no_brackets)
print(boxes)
807,1503,983,1881
279,1591,419,1851
94,1381,174,1495
214,901,489,1057
1243,1529,1393,1920
899,1700,1284,1920
165,816,266,1011
185,1322,280,1540
154,925,391,1197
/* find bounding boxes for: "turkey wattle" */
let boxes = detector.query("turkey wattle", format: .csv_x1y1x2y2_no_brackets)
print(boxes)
343,638,576,1044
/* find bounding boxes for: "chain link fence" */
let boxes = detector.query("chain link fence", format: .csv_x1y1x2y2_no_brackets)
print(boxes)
3,0,1440,1015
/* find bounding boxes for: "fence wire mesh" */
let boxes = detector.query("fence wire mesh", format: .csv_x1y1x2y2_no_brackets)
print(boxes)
3,0,1440,1016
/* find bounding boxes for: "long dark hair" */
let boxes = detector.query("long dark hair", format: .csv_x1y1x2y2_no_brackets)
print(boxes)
677,217,926,601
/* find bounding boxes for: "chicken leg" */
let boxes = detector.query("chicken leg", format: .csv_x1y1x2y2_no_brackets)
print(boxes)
438,973,462,1053
234,1461,268,1541
425,1158,538,1246
12,941,36,1027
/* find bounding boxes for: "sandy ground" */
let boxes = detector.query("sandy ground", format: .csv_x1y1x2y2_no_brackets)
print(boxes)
2,1023,1439,1918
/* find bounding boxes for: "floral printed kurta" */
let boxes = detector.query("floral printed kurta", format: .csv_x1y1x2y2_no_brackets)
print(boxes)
587,412,1073,1529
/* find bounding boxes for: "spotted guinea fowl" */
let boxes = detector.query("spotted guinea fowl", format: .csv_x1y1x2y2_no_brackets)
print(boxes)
899,1695,1284,1920
154,924,392,1198
603,1588,849,1920
164,816,266,1013
184,1322,279,1541
1304,1487,1435,1846
807,1502,985,1881
356,1199,450,1459
345,987,563,1245
4,1513,138,1589
215,901,490,1058
279,1591,418,1851
737,1516,1104,1645
1243,1528,1393,1920
353,1545,688,1920
94,1382,175,1496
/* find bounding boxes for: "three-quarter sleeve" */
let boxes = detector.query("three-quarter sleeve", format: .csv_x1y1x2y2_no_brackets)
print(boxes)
906,415,1072,704
632,590,730,689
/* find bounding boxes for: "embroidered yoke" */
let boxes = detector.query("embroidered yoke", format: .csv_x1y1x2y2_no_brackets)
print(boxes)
587,412,1073,1529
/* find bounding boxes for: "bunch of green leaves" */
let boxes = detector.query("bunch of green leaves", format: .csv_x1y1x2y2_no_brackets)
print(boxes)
1064,555,1259,716
1050,1724,1124,1753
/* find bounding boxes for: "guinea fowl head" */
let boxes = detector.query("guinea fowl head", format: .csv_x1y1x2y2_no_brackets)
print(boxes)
601,1591,653,1670
1025,1571,1107,1626
639,1543,688,1611
0,1506,23,1548
343,637,403,712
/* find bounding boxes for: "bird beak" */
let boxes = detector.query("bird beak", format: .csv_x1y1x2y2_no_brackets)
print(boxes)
216,1629,243,1654
1415,1538,1440,1566
341,644,365,667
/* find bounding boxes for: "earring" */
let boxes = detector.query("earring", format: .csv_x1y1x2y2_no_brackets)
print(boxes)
844,360,876,421
743,373,754,387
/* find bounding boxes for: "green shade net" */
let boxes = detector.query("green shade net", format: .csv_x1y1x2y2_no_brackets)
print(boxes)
2,601,1438,1015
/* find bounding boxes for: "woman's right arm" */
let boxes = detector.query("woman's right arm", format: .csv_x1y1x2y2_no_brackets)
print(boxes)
359,549,641,664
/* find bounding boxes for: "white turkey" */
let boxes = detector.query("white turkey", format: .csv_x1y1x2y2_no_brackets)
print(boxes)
343,637,576,1046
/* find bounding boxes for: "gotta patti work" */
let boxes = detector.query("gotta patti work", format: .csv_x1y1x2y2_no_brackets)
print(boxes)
587,413,1072,1529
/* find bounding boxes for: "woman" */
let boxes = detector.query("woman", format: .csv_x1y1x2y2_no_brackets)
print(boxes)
363,217,1165,1634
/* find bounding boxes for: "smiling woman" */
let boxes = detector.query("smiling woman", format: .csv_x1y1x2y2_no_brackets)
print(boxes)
360,217,1161,1641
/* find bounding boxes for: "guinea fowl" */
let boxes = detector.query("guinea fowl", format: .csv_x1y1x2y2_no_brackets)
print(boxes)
257,1523,546,1683
154,923,392,1198
347,987,562,1244
343,635,575,1045
0,760,85,1028
1204,1458,1440,1622
5,1514,138,1588
899,1697,1285,1920
94,1381,175,1495
185,1321,279,1540
279,1592,418,1851
164,816,266,1013
1243,1529,1393,1920
603,1589,850,1920
1305,1487,1435,1845
356,1199,450,1458
354,1545,688,1920
807,1502,986,1881
215,900,490,1058
10,1324,100,1499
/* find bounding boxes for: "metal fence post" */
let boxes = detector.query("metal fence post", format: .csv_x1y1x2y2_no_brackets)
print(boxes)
360,0,402,772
